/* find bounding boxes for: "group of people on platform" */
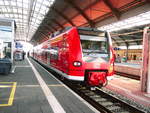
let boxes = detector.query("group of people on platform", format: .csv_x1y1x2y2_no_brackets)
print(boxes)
115,54,142,63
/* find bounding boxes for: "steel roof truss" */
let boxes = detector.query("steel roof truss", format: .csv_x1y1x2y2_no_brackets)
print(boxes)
51,19,64,29
52,7,75,26
102,0,120,19
64,0,95,27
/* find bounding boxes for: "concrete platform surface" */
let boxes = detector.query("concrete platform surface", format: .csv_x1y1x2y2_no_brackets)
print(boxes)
115,62,141,68
106,75,150,107
0,58,99,113
114,63,141,78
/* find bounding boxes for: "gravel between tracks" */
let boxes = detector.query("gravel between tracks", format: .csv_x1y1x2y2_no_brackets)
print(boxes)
100,87,150,113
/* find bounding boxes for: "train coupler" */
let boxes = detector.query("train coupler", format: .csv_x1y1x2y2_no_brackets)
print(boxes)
87,72,107,86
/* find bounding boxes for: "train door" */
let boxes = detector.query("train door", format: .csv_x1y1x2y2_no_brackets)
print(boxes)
44,51,47,64
60,51,69,73
47,51,50,66
58,42,63,71
50,46,59,68
61,38,69,74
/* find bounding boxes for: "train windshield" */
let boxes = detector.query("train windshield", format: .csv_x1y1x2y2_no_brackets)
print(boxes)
80,35,108,56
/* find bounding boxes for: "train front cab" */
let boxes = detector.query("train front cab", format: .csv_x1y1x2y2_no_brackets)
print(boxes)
69,28,115,87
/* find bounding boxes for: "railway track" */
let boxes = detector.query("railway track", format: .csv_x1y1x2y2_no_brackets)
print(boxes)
34,59,148,113
50,71,147,113
66,84,146,113
115,71,140,80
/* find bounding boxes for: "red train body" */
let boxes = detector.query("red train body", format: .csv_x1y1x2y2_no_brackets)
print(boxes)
31,27,115,86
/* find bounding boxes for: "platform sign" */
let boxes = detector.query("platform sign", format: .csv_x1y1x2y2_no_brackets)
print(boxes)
0,26,12,42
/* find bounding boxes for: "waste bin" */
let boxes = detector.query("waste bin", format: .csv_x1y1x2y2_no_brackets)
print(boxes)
0,59,12,75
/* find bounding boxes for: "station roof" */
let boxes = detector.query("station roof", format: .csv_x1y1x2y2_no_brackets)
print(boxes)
99,11,150,46
111,25,144,46
0,0,149,46
0,0,55,41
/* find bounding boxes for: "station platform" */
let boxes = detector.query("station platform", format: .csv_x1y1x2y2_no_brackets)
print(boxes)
114,63,141,79
115,62,141,68
106,75,150,107
0,58,99,113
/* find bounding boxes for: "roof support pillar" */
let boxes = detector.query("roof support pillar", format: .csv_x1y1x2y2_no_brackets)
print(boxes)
126,43,129,60
141,27,150,93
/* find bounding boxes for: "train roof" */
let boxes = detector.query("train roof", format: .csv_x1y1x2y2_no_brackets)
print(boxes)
77,27,105,36
77,27,104,32
64,27,104,33
50,27,105,38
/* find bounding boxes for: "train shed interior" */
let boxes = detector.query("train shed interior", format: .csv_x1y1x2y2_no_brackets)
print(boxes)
0,0,150,113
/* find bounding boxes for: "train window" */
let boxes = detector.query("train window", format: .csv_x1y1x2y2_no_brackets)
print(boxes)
80,35,108,56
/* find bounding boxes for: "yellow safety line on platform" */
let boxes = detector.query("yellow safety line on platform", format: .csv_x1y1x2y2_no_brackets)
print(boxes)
0,85,12,88
0,82,17,107
8,82,17,106
0,82,15,84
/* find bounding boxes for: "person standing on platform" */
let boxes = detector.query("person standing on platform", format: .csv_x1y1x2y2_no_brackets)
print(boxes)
22,51,25,60
116,54,121,63
27,52,29,57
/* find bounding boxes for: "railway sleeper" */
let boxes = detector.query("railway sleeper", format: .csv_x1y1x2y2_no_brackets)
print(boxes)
100,101,114,106
89,95,101,98
119,112,130,113
107,106,121,111
111,108,130,113
93,98,107,102
96,98,107,102
77,87,86,90
84,92,95,96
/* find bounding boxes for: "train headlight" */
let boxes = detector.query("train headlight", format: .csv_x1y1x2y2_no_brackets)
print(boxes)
73,61,82,67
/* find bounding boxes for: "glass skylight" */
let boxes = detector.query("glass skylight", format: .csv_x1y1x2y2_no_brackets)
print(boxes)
0,0,55,41
98,11,150,32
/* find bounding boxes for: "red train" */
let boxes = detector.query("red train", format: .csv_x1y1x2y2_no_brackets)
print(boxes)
31,27,115,87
